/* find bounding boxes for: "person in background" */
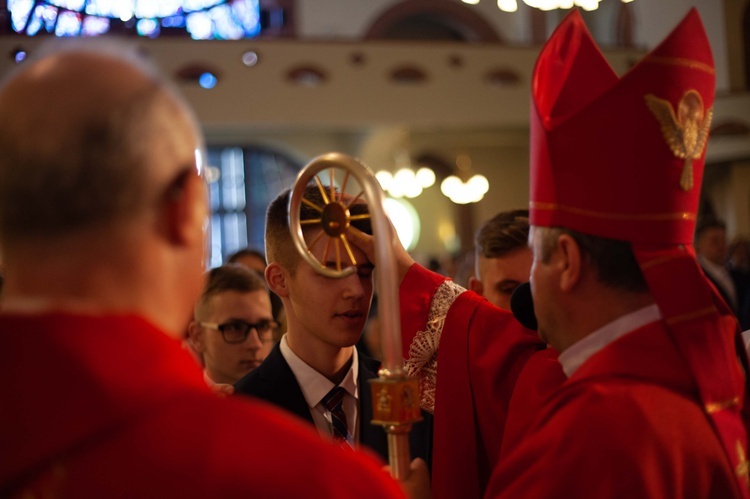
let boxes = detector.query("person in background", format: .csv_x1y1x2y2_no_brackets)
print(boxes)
227,247,267,275
188,264,276,386
469,209,533,310
228,246,287,339
695,216,742,319
0,43,422,498
728,236,750,330
729,237,750,273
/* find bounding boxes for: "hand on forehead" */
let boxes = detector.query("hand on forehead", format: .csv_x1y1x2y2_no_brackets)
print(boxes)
303,227,372,271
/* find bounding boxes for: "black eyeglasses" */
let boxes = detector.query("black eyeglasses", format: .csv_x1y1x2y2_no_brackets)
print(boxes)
199,319,279,345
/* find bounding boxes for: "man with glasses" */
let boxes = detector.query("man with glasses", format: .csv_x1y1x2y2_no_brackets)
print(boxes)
188,264,278,386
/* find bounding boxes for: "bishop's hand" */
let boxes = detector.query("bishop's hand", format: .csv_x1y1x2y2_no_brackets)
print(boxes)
347,220,414,284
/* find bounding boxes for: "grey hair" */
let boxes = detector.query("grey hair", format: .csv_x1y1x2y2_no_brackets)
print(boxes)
0,40,199,242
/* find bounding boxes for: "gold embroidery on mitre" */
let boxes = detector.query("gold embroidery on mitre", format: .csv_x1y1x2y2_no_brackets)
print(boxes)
736,441,750,487
705,396,741,414
646,56,715,75
530,201,694,222
645,90,713,191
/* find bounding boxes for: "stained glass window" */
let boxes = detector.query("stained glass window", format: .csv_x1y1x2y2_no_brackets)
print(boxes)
8,0,260,39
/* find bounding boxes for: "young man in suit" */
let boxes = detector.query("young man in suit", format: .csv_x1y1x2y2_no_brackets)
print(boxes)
234,186,432,464
188,264,277,386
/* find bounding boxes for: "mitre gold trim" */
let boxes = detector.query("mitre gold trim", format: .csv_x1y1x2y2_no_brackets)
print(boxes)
530,202,695,222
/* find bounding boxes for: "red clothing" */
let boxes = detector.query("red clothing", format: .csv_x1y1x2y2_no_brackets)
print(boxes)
0,312,404,499
487,320,742,498
500,348,565,458
400,264,545,499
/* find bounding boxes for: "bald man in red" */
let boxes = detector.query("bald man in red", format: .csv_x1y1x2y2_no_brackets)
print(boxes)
0,46,421,498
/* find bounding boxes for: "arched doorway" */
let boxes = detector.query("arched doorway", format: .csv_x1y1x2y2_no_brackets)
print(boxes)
364,0,502,42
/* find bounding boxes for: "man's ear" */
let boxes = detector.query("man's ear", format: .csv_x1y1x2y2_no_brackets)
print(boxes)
160,169,207,247
556,233,583,293
468,276,484,296
266,262,290,298
187,320,207,354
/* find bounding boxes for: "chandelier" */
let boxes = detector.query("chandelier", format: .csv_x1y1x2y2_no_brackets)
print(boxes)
439,154,489,205
462,0,634,13
375,152,489,205
375,151,436,199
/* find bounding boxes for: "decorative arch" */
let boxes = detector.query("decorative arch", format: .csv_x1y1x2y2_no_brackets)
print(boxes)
364,0,502,43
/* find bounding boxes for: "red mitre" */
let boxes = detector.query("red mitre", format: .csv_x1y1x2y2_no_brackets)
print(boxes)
530,8,714,243
530,9,750,496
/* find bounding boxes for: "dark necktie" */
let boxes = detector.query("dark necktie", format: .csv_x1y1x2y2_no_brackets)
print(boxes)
322,386,352,449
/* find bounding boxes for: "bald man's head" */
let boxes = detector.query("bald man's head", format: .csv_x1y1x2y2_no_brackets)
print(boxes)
0,46,201,245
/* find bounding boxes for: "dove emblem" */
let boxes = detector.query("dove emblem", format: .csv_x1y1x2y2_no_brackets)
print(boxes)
645,90,713,191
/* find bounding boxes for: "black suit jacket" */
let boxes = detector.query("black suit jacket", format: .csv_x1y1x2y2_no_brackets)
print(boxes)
234,343,432,467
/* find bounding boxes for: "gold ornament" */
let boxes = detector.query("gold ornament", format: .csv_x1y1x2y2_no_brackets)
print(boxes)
645,90,713,191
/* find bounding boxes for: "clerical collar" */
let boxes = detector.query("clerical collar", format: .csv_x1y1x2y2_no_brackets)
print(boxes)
558,304,662,378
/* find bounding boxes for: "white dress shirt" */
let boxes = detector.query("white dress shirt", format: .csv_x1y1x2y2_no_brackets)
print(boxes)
279,334,359,446
558,304,662,377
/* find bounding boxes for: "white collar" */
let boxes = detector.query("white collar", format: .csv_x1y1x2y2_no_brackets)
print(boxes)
558,304,662,378
279,334,359,408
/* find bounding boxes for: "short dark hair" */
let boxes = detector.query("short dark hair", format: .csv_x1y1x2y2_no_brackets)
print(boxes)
475,209,530,259
195,264,268,318
265,185,372,273
227,248,266,265
695,216,726,241
538,227,649,294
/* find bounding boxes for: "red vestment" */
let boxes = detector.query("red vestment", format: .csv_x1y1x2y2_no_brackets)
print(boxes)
399,264,546,499
500,348,565,458
0,312,405,499
487,320,742,498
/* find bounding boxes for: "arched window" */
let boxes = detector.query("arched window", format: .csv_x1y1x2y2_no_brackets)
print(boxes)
207,146,300,267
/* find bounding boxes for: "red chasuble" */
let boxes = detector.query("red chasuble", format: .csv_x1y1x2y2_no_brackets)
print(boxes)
523,7,750,497
0,313,405,499
399,264,546,499
500,347,565,459
487,320,742,498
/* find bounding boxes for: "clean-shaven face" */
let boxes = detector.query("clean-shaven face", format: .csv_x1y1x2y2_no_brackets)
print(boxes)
286,232,374,352
201,289,274,384
476,247,533,310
